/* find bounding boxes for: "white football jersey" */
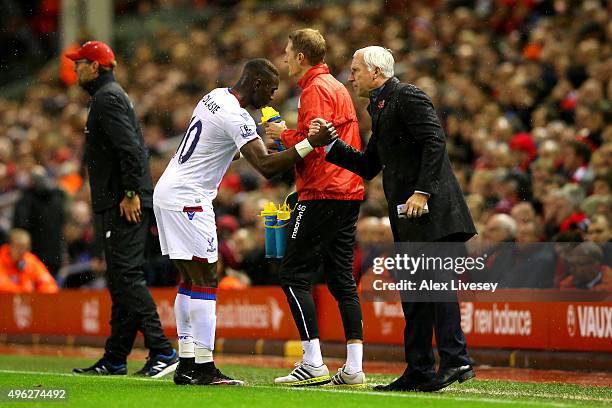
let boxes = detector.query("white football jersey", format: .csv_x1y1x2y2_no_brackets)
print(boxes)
153,88,260,211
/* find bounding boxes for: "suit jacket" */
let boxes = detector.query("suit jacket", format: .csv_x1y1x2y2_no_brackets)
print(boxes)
326,77,476,242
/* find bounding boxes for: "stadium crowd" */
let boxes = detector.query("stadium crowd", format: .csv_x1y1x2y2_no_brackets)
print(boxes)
0,0,610,292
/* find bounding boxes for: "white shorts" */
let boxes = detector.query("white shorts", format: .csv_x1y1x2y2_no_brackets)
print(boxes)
153,204,218,263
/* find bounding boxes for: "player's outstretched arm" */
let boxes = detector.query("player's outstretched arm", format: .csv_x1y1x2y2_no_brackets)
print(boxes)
240,138,299,179
240,123,337,179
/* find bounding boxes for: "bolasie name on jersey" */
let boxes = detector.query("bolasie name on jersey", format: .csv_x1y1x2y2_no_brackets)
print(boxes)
202,94,221,114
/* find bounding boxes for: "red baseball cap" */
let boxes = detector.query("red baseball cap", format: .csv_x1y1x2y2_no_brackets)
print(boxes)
65,41,116,67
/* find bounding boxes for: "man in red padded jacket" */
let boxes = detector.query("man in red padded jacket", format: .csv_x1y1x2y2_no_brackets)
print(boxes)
264,28,366,387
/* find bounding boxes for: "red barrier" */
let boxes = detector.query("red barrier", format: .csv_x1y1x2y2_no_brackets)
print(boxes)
0,288,298,341
1,287,610,352
211,287,299,340
1,290,112,337
315,286,612,352
547,303,612,351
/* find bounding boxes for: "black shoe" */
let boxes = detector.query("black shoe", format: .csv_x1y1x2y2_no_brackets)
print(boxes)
73,359,127,375
135,349,179,378
210,368,245,386
190,362,245,386
373,375,429,392
174,357,197,385
419,365,475,392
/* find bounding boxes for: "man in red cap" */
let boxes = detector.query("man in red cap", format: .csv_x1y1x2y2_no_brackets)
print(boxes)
66,41,178,378
65,41,117,84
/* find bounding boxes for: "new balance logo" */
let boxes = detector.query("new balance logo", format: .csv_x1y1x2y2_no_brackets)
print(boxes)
153,361,168,372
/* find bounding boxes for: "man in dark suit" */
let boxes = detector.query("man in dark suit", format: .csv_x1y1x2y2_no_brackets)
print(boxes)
309,46,477,392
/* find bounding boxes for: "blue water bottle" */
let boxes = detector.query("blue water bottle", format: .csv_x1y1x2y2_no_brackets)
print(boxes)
275,204,291,258
261,202,278,258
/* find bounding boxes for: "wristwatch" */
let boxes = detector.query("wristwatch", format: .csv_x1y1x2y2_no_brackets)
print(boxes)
125,190,136,199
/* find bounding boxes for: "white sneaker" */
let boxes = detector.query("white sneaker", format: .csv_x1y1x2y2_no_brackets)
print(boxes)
274,362,331,386
330,365,366,387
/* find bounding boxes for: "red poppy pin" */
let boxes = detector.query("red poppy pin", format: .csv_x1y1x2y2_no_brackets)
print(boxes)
378,100,385,109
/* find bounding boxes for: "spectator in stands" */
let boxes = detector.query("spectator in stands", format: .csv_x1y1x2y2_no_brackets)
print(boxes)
509,133,537,172
12,165,66,277
0,228,58,293
530,158,556,205
592,172,611,196
511,201,539,227
512,220,556,288
494,172,531,213
585,214,612,266
217,228,253,290
58,200,102,288
484,214,517,244
586,214,611,245
516,220,541,244
581,171,612,216
559,140,593,187
560,242,612,291
479,214,517,288
543,186,588,239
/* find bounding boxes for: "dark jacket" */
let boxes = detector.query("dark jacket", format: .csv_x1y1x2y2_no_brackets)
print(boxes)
13,176,66,274
83,72,153,213
326,77,476,242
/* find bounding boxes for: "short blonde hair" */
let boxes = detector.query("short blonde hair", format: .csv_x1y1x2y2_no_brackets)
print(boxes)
289,28,326,65
10,228,31,248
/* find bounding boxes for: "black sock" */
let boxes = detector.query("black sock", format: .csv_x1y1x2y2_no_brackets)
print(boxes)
196,361,215,371
179,357,195,367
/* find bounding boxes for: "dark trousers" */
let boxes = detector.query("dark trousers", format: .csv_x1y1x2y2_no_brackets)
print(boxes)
95,208,172,364
279,200,362,341
402,234,471,379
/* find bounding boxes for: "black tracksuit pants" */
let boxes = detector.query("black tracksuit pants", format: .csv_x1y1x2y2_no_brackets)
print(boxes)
279,200,363,341
95,208,173,364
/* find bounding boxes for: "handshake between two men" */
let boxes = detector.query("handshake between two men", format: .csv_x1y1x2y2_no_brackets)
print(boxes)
263,118,338,151
263,118,429,219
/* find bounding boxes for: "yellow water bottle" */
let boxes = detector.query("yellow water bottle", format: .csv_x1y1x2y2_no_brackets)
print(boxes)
259,106,285,151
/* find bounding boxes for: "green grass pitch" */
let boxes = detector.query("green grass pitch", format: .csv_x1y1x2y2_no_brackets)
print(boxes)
0,354,610,407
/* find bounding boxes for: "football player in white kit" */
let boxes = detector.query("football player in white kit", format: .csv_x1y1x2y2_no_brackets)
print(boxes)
153,59,336,386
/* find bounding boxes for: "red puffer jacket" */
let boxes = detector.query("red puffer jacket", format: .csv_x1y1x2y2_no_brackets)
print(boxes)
281,64,364,201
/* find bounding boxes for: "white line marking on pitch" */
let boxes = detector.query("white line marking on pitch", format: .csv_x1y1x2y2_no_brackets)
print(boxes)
455,387,612,403
0,369,153,382
255,385,571,407
2,369,610,406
